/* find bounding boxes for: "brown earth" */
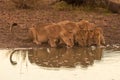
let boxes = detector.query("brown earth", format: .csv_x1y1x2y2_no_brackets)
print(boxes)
0,0,120,48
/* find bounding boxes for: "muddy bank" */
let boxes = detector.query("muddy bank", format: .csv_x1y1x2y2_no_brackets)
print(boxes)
0,0,120,48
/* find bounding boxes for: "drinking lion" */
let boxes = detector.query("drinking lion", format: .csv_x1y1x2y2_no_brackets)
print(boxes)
75,20,105,47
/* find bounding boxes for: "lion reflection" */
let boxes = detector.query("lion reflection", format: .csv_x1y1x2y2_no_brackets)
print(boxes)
28,47,103,68
9,47,103,68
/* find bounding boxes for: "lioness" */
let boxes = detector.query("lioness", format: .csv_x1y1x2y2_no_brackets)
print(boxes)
44,20,79,47
58,20,79,47
60,30,74,47
29,21,76,47
29,26,48,45
44,23,62,47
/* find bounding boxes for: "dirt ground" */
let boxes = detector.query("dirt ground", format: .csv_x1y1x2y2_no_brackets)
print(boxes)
0,0,120,48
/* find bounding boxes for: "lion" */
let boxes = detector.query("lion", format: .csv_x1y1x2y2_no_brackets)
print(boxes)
75,20,105,47
80,21,105,46
28,26,48,45
29,22,75,47
58,20,79,47
75,20,95,47
10,21,77,47
44,20,78,48
86,27,105,46
59,30,74,47
44,23,62,47
92,27,105,46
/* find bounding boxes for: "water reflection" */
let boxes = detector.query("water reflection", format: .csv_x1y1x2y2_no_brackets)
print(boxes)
1,48,120,80
10,50,27,65
9,47,103,68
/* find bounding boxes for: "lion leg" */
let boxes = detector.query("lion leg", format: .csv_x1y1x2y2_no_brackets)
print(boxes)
29,28,40,45
48,38,57,47
95,35,101,46
100,34,105,46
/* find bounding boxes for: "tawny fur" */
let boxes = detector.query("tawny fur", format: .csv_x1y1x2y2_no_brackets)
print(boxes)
60,30,74,47
93,27,105,46
75,20,95,47
44,20,79,47
44,23,62,47
10,20,105,47
29,26,48,45
75,20,105,47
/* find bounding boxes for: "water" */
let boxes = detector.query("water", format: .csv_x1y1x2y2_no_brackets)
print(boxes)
0,47,120,80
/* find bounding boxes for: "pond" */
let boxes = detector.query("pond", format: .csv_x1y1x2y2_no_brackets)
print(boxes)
0,47,120,80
